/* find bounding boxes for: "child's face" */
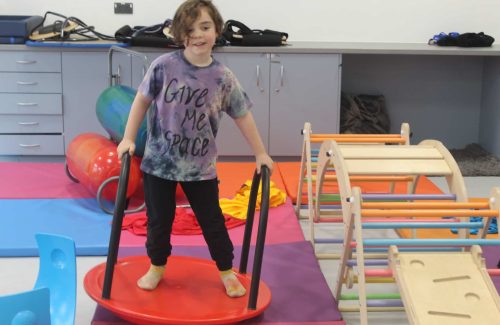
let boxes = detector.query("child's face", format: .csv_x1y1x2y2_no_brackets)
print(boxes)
183,8,217,63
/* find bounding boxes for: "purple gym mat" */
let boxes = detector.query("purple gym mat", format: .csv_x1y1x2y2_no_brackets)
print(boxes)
482,245,500,293
91,241,343,324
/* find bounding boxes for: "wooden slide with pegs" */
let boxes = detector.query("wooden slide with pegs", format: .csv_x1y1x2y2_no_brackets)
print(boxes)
389,245,500,325
314,139,500,325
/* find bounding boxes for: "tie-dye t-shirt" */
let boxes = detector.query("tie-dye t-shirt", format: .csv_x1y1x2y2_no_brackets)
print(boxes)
138,50,252,181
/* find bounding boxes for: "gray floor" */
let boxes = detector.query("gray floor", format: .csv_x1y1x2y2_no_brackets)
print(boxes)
0,155,498,324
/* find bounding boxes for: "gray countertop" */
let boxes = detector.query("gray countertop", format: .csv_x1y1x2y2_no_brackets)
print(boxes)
2,41,500,56
216,41,500,56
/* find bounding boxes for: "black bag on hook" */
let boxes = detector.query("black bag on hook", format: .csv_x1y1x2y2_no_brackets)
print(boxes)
222,20,288,46
115,19,226,48
115,19,178,47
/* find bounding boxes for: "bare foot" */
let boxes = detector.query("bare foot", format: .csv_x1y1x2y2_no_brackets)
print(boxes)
220,270,246,297
137,264,165,290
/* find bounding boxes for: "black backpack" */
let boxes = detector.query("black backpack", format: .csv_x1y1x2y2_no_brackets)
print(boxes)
456,32,495,47
429,32,494,47
222,20,288,46
115,20,178,48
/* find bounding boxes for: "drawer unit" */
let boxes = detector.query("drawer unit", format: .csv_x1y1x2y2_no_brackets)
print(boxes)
0,135,64,155
0,115,63,133
0,51,63,155
0,72,62,93
0,93,62,115
0,51,61,72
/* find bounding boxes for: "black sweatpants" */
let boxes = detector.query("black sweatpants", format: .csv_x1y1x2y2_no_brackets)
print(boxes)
143,172,234,271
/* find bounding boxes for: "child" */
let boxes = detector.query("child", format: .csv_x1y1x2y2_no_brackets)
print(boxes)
117,0,274,298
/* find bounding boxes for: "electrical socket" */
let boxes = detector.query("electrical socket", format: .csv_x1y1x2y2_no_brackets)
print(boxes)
114,2,133,14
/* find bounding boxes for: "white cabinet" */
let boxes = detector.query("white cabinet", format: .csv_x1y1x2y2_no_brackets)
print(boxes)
64,49,340,157
61,51,130,150
131,51,162,89
0,51,64,155
269,53,341,156
214,52,270,156
215,52,341,156
0,48,340,157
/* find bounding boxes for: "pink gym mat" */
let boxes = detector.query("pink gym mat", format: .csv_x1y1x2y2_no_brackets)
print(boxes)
0,161,286,200
0,162,93,198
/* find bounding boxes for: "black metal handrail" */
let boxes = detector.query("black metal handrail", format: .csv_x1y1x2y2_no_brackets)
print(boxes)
102,152,130,299
239,165,270,310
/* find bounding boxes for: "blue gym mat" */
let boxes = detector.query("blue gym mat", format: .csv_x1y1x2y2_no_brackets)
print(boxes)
0,198,112,256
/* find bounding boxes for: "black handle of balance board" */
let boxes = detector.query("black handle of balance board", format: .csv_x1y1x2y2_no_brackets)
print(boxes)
102,152,131,299
239,165,271,310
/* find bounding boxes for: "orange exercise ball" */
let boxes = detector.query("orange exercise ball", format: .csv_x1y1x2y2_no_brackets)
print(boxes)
66,133,142,200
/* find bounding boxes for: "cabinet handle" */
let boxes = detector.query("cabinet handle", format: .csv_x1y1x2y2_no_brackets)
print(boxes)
17,102,38,107
274,65,284,92
256,65,265,92
19,144,41,148
18,122,40,126
111,65,121,86
115,65,122,85
16,60,37,64
117,65,122,84
17,81,38,86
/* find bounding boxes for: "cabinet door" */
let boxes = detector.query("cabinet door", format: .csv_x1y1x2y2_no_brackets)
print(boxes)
62,52,130,150
269,53,341,156
213,52,270,156
131,51,164,89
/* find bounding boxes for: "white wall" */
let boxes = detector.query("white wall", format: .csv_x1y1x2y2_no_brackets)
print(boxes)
2,0,498,42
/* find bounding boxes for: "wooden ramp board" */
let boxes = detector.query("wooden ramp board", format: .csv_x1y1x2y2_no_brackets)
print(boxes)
389,246,500,325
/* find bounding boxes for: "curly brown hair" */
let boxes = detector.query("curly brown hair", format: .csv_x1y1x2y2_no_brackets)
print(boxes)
171,0,223,45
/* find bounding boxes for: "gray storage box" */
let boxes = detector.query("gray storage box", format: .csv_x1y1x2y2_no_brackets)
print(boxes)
0,15,43,44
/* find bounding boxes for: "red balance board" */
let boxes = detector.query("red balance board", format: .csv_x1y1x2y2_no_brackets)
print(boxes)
84,255,272,324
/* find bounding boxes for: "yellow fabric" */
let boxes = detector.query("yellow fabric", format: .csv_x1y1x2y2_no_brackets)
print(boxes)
219,180,287,220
